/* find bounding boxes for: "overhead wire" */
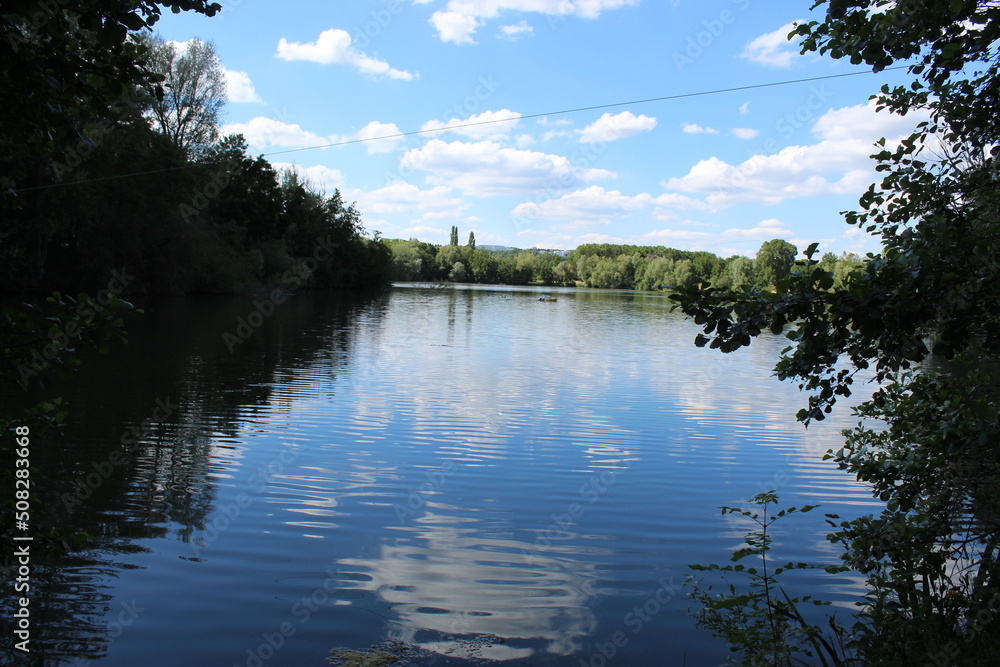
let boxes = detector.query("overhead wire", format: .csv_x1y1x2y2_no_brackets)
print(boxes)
14,65,910,193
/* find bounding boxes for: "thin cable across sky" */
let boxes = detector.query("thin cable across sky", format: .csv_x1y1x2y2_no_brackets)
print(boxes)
15,66,909,193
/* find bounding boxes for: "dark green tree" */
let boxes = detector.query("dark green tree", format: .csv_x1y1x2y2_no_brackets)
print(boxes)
1,0,222,203
450,225,459,246
139,34,226,158
755,239,797,290
675,0,1000,661
468,230,476,250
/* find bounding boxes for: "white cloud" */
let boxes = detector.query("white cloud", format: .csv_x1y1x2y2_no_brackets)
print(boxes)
430,11,482,45
347,181,470,220
420,109,522,140
428,0,639,44
663,101,931,207
542,129,574,142
640,228,714,244
740,21,805,68
722,218,793,240
639,219,794,252
812,98,927,142
513,186,651,223
222,68,262,103
739,101,751,115
683,123,719,135
511,186,710,225
515,134,536,148
578,111,657,143
276,29,415,80
537,117,573,127
271,163,346,192
499,20,534,39
664,151,871,207
401,139,615,197
357,121,403,153
652,193,712,211
223,116,413,153
732,127,760,140
221,117,338,148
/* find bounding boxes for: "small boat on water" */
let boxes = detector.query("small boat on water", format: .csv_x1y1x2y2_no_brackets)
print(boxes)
538,295,557,302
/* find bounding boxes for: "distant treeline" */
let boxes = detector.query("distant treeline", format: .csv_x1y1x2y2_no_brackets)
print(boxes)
388,237,863,291
2,37,391,295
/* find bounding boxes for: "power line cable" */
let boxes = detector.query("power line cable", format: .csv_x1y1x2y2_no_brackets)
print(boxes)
14,66,910,193
264,67,909,157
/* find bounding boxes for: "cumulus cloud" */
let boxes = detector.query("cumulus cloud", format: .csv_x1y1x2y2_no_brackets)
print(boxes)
515,134,536,148
401,139,615,197
513,186,651,224
740,21,805,68
511,186,710,225
663,151,871,207
428,0,639,44
357,120,403,153
271,163,345,192
222,68,262,103
499,20,534,39
640,228,714,244
663,100,931,207
347,181,470,220
223,117,410,153
732,127,760,140
420,109,522,140
812,98,927,142
683,123,719,135
578,111,657,143
221,117,338,148
276,28,415,80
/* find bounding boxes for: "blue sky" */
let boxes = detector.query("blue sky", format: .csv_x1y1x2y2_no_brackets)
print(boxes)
153,0,921,256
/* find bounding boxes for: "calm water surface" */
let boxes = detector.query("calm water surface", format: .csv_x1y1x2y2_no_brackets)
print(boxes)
3,284,880,666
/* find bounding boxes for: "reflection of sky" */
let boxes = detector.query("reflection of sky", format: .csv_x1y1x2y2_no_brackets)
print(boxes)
56,285,890,665
338,514,604,660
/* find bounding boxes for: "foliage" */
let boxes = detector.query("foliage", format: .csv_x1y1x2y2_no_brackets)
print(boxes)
823,364,1000,662
0,0,221,202
139,34,226,158
676,1,1000,664
0,291,135,431
756,239,799,290
686,492,852,666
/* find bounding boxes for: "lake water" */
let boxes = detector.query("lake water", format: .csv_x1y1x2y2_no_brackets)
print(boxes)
3,284,881,666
